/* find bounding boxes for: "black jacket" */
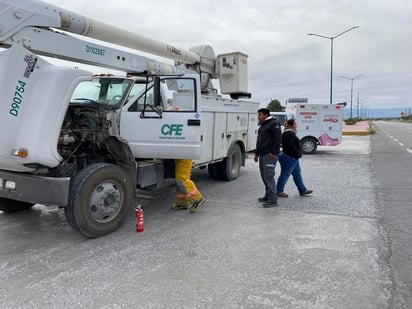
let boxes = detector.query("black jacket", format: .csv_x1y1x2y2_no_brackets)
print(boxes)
256,117,282,157
281,129,302,159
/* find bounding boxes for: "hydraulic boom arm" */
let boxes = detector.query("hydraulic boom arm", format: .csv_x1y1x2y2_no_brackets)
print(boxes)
0,0,249,96
0,0,214,74
0,0,200,62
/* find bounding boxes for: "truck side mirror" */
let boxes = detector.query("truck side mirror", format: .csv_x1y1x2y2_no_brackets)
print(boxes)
153,76,161,107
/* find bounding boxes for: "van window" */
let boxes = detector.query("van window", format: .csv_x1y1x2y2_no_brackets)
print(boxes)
273,114,288,124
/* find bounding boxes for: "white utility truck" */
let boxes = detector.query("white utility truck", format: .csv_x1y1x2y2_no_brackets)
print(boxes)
0,0,259,237
271,104,344,154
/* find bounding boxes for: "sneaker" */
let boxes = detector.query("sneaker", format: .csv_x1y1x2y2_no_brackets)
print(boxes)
300,190,313,196
262,201,278,208
189,198,206,213
258,196,268,202
277,192,288,198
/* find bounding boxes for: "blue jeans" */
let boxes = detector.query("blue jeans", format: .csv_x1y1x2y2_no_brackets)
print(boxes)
259,153,278,203
277,153,307,195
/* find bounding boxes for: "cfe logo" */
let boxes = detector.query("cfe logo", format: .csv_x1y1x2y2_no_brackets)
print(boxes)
161,124,183,135
161,124,183,137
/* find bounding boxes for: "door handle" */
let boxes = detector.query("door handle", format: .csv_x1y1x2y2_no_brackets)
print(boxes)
187,119,200,126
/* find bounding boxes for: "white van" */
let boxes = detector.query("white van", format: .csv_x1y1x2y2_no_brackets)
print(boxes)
295,104,344,154
271,104,344,154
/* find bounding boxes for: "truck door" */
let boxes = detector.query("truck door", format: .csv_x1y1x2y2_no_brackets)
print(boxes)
120,76,202,159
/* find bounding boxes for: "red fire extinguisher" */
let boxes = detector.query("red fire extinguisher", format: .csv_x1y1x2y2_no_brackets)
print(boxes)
135,205,144,233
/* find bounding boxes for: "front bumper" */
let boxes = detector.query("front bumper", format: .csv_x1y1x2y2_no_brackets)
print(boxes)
0,170,70,207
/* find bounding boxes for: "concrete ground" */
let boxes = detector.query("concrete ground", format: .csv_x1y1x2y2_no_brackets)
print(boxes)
0,135,391,309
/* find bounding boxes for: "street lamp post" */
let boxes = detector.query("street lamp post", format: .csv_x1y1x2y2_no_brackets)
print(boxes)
308,26,359,104
341,74,364,118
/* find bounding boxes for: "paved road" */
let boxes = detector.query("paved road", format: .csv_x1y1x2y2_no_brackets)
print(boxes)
371,120,412,308
373,120,412,153
0,134,404,308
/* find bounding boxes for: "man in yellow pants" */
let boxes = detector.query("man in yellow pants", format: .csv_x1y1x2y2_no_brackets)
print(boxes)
171,159,205,213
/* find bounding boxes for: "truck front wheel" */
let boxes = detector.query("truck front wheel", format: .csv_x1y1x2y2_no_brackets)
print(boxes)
65,163,133,238
301,137,318,154
221,143,242,181
0,198,34,213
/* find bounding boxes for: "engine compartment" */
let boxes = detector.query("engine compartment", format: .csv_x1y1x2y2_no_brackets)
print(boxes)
51,104,114,177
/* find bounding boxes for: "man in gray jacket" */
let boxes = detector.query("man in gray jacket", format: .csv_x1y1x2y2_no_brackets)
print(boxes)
254,108,282,207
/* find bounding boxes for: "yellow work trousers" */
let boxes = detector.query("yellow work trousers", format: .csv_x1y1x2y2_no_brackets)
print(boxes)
174,159,203,207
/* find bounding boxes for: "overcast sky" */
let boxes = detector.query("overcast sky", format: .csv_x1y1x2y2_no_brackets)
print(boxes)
47,0,412,109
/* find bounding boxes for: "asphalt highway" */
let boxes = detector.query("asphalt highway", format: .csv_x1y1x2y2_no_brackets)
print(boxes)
371,120,412,308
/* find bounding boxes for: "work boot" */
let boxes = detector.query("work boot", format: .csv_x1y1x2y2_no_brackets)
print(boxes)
189,198,206,213
170,203,188,210
258,196,268,202
262,201,278,208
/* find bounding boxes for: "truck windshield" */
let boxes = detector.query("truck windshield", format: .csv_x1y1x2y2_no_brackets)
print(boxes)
70,77,133,108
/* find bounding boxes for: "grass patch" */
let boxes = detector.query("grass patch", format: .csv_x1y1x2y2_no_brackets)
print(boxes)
344,117,362,125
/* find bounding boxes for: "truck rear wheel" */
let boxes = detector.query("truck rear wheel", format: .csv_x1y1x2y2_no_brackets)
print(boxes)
0,198,34,213
301,137,318,154
221,143,242,181
65,163,133,238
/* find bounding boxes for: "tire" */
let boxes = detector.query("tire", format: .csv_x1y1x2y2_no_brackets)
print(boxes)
221,143,242,181
65,163,134,238
0,197,34,213
208,162,223,180
301,137,318,154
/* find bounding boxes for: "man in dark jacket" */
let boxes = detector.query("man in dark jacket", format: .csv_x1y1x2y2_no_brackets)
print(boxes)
254,108,282,207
